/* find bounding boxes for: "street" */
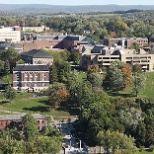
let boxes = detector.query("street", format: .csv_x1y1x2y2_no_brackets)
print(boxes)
56,122,88,154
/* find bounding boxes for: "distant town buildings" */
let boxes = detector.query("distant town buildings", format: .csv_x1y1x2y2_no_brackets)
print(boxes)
22,25,50,33
0,26,21,43
102,37,148,48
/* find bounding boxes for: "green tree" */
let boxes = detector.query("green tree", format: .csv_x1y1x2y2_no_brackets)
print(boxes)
4,85,16,102
22,114,38,142
132,42,140,52
0,47,19,70
132,64,142,73
104,62,124,92
132,72,146,97
0,60,4,73
0,128,25,153
87,72,103,88
16,59,25,64
50,64,58,83
73,52,80,65
4,60,10,76
34,136,62,154
97,130,139,154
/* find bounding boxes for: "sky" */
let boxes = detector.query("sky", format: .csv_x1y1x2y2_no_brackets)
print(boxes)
1,0,154,6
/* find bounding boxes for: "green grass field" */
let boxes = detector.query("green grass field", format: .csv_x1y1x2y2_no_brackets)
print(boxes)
139,151,154,154
0,92,70,119
117,72,154,99
142,72,154,98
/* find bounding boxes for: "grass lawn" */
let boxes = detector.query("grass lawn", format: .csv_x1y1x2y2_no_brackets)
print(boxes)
139,151,154,154
0,92,70,119
142,72,154,99
0,74,12,84
115,72,154,99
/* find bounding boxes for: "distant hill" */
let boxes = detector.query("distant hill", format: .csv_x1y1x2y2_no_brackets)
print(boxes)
1,4,154,13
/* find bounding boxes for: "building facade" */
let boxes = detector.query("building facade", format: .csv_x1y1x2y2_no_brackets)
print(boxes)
13,64,50,92
0,114,47,130
21,49,53,66
80,45,154,71
102,37,148,48
0,26,21,43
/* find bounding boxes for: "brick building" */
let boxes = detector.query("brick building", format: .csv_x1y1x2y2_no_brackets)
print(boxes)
0,114,47,130
13,64,50,92
102,37,148,48
21,49,53,66
15,35,95,52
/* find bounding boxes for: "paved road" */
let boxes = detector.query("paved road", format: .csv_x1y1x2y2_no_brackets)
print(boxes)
56,122,88,154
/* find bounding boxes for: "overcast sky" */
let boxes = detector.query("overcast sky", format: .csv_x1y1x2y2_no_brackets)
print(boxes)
1,0,154,5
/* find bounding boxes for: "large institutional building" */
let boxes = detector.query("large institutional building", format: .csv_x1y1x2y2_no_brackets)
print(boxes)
13,64,50,92
0,26,21,43
80,45,154,71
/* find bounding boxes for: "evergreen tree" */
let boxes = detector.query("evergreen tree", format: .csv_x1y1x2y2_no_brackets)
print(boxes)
132,72,146,97
87,72,103,88
104,62,124,92
4,85,16,103
22,114,38,142
4,60,10,76
50,64,58,83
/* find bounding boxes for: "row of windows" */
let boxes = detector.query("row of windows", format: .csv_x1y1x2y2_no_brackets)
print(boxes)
25,83,46,87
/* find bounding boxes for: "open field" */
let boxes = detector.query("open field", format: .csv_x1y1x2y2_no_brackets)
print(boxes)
0,92,70,119
139,151,154,154
117,72,154,99
142,72,154,98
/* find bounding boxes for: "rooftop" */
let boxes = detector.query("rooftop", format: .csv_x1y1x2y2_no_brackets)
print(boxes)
13,64,49,71
21,49,53,58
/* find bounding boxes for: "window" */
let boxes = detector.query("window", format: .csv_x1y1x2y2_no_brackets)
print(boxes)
42,77,46,81
42,83,46,86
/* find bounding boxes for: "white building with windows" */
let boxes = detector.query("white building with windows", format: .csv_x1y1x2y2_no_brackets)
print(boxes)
0,26,21,43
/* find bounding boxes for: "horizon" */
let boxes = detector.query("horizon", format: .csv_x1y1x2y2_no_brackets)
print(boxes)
1,0,154,6
1,3,154,6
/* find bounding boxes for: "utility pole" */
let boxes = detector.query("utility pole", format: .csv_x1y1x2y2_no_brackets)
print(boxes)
79,140,81,152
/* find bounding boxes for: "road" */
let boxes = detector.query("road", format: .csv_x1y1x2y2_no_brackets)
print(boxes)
56,122,88,154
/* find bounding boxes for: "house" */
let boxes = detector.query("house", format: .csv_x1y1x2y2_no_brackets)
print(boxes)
13,64,50,92
21,49,53,66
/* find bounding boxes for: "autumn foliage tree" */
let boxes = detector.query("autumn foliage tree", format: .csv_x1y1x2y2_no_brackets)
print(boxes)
87,64,99,73
121,64,132,87
57,87,69,102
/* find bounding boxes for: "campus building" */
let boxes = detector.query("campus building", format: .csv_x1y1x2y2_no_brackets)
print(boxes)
21,49,53,66
102,37,148,48
0,26,21,43
13,64,50,92
80,45,154,71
